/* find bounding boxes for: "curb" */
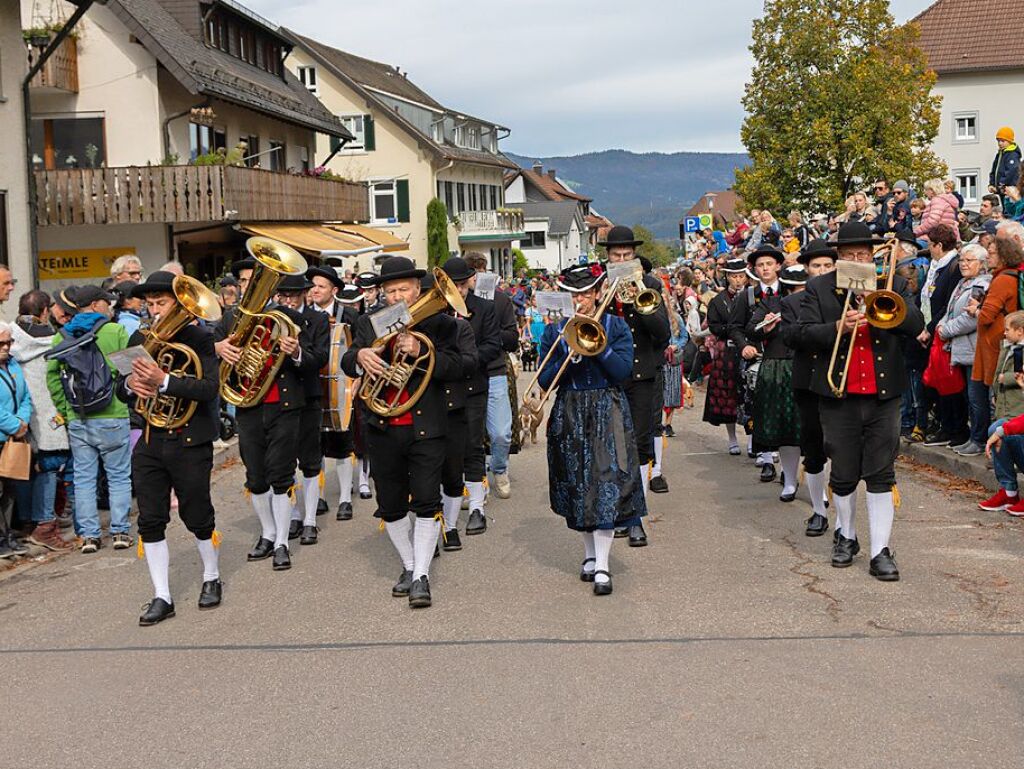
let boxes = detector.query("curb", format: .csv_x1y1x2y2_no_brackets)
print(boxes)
900,440,997,491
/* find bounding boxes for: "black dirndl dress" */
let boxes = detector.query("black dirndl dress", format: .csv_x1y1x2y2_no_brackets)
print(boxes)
702,336,739,425
752,358,801,449
547,387,646,531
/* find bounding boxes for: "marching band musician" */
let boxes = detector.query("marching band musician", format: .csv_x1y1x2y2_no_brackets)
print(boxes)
213,257,316,572
441,257,500,540
342,256,463,608
539,264,646,596
118,272,221,626
275,274,330,546
602,226,670,547
799,222,924,581
353,271,380,499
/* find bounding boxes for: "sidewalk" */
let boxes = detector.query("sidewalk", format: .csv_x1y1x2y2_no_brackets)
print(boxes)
901,440,995,490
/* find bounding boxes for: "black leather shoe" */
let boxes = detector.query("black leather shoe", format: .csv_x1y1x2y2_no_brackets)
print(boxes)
198,579,222,610
580,557,596,582
409,576,432,608
613,527,628,538
593,571,613,595
272,545,291,571
649,475,669,494
246,537,274,561
760,463,776,483
805,513,829,537
392,569,413,597
359,489,372,500
336,501,353,521
780,485,798,503
869,548,900,581
139,597,175,626
628,523,647,547
442,529,462,552
299,525,318,545
465,509,486,535
288,520,302,540
316,498,328,516
831,535,861,568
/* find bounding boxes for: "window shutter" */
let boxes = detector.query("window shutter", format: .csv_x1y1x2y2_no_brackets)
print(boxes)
330,134,342,153
396,179,410,222
364,115,376,151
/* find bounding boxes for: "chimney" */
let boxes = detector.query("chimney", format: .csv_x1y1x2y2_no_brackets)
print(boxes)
532,161,543,175
547,169,557,180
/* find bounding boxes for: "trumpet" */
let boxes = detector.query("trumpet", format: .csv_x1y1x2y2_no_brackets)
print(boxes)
523,277,621,414
826,240,907,397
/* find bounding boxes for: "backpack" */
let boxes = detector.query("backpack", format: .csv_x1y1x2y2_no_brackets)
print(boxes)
44,319,114,417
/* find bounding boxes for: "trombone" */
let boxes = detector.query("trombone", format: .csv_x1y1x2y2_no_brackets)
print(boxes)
826,239,908,397
523,278,620,414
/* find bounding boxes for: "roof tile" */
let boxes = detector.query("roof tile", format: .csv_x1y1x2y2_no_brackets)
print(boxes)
914,0,1024,74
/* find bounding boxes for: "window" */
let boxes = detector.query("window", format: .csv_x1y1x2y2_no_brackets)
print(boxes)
953,112,979,144
300,146,310,173
456,183,465,214
242,134,260,167
340,115,365,150
205,10,283,75
443,181,454,216
297,66,317,94
188,123,225,160
489,185,498,210
468,184,477,211
954,170,980,204
268,140,284,172
371,181,397,223
456,124,481,150
522,231,546,249
30,117,106,170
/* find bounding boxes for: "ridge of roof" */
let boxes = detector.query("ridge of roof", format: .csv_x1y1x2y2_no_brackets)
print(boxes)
519,167,592,203
914,0,1024,75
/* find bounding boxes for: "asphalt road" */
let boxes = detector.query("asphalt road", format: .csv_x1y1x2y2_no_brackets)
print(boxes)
2,385,1023,769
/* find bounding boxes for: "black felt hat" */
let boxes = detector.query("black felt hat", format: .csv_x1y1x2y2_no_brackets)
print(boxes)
338,284,365,304
797,239,838,265
722,258,748,274
230,257,255,278
129,271,176,298
835,221,881,248
356,271,378,287
780,264,808,286
371,256,425,286
277,274,313,292
746,245,785,267
556,263,605,293
598,225,644,248
441,256,475,282
307,265,344,290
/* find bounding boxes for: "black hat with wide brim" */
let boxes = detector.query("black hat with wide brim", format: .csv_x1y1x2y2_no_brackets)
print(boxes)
556,264,606,293
835,221,882,249
441,256,475,283
369,256,425,286
230,258,255,278
780,264,808,285
130,270,177,298
746,245,785,267
796,239,838,266
277,274,313,292
307,265,344,290
598,225,644,248
337,284,365,304
722,257,748,274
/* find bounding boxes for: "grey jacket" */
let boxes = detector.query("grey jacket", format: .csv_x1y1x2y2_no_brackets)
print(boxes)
11,319,69,452
939,274,991,367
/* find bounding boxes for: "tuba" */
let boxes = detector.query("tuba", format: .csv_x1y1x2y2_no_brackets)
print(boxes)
219,237,308,407
136,275,223,429
358,267,467,418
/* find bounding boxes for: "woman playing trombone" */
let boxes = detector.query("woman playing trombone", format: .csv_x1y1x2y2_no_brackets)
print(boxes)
536,264,646,596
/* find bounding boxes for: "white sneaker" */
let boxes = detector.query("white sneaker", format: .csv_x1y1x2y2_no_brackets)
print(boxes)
493,473,511,499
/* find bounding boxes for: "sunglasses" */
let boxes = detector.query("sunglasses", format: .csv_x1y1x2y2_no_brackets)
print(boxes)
0,340,13,348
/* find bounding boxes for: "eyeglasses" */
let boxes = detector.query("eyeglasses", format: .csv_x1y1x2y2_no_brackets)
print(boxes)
126,271,143,277
0,340,14,348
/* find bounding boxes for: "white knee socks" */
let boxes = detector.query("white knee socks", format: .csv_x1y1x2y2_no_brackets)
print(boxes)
271,493,292,549
865,491,895,558
779,446,801,495
834,492,856,541
466,480,486,512
641,465,651,499
652,436,664,479
302,475,319,527
385,516,414,570
593,529,613,585
251,491,275,541
726,422,738,448
581,531,596,576
289,474,301,523
195,537,219,582
336,457,353,504
805,470,828,517
145,539,171,603
442,494,461,531
756,451,773,468
412,517,440,581
359,459,371,494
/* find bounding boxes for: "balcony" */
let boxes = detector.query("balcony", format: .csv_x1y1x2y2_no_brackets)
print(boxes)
28,37,79,93
456,209,526,243
34,165,369,226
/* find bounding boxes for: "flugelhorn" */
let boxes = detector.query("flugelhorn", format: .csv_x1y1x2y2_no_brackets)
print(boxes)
358,267,468,418
136,275,222,429
219,237,307,407
614,265,660,315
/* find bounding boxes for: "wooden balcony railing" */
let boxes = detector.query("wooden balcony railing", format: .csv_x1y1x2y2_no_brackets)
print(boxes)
34,165,369,226
29,37,79,93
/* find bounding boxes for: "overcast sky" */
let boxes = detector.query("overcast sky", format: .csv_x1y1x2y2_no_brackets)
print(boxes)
251,0,935,156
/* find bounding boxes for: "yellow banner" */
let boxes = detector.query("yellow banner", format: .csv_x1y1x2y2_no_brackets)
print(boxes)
38,247,135,281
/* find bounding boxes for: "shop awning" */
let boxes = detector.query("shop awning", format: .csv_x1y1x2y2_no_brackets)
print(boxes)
240,222,409,259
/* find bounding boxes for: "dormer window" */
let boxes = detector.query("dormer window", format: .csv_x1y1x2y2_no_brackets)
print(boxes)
455,124,480,150
204,8,283,76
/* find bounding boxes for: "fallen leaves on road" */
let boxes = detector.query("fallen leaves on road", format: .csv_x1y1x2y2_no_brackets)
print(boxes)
897,454,988,497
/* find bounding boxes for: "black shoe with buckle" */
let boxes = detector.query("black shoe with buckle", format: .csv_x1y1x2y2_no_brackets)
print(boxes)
649,475,669,494
465,509,486,535
628,523,647,547
316,498,328,516
593,571,613,596
580,557,596,582
287,520,302,540
442,529,462,551
392,569,414,597
139,597,175,626
409,576,432,608
831,534,861,568
760,463,776,483
198,579,223,610
614,527,628,538
272,545,291,571
247,537,274,561
299,525,318,545
869,548,900,581
336,501,353,521
805,513,829,537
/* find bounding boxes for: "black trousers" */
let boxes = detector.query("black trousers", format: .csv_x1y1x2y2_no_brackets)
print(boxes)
623,377,656,465
296,398,323,478
464,393,487,482
321,429,354,460
442,409,468,498
237,402,301,495
367,425,444,522
818,395,901,496
134,435,214,543
795,388,826,475
651,367,665,438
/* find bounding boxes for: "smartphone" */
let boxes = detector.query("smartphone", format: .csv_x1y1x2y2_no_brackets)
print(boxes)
971,285,988,302
1014,345,1023,374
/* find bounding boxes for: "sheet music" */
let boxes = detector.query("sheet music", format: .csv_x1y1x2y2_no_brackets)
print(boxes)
474,272,498,300
369,301,413,339
535,291,574,319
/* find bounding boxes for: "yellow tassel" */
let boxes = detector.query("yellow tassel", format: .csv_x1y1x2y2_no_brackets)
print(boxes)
244,487,251,500
827,485,834,508
434,511,447,545
379,519,385,532
798,465,806,485
647,461,653,481
318,469,325,492
287,484,297,505
137,538,144,560
892,485,901,510
212,530,222,549
462,487,468,499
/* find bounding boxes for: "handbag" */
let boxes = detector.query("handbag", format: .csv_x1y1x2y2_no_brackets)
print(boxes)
922,334,965,396
0,367,31,480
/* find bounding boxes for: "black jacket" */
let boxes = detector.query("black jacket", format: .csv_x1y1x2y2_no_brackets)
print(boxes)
780,290,815,390
341,312,462,439
116,324,220,445
298,304,331,400
485,289,518,376
315,299,361,328
445,317,479,412
925,255,960,334
706,289,737,340
728,283,780,355
746,289,790,359
798,271,925,401
613,272,671,381
463,292,500,398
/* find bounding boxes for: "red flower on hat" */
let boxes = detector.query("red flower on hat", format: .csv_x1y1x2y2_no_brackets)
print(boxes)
589,263,603,278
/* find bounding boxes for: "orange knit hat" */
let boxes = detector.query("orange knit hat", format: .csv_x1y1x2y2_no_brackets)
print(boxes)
997,126,1015,142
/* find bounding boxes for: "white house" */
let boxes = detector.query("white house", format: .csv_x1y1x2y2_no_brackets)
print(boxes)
916,0,1024,209
516,200,585,273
